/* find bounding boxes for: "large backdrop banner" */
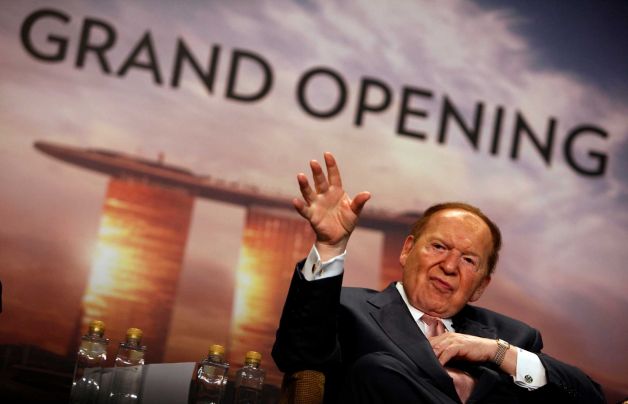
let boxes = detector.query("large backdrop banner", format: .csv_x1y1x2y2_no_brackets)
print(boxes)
1,0,627,398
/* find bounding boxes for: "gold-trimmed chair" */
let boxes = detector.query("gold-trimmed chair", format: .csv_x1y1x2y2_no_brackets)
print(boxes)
279,370,325,404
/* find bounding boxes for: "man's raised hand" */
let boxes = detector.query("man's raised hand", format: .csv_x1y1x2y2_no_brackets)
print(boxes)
293,152,370,260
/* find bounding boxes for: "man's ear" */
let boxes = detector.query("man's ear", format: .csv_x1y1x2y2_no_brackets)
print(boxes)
399,235,415,267
470,275,491,302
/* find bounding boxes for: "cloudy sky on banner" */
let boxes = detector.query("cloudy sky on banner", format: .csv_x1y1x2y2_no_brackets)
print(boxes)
0,0,626,393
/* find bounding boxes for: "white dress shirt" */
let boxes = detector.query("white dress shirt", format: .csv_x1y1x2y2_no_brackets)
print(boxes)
301,245,547,390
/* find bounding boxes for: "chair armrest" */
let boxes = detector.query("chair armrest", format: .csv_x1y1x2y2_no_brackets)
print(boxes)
279,370,325,404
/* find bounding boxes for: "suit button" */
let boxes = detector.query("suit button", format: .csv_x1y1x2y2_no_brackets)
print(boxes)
524,375,533,383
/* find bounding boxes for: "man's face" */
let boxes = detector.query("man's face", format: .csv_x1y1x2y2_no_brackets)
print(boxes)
400,209,493,318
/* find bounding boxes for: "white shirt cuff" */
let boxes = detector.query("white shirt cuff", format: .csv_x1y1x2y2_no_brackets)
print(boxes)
300,245,345,281
513,348,547,390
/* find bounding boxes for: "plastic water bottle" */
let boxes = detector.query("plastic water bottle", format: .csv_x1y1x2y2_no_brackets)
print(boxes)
70,320,109,404
108,328,146,403
188,344,229,404
233,351,265,404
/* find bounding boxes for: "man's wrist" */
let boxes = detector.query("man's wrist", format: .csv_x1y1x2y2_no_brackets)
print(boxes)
492,339,510,366
315,240,348,261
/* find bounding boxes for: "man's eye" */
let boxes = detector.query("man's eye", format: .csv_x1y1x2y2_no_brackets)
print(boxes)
433,243,445,250
463,257,477,266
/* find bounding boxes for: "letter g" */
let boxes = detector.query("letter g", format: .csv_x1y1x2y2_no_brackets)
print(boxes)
21,8,70,62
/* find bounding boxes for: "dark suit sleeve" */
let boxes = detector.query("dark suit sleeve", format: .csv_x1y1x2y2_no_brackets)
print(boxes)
521,328,605,404
272,261,343,374
460,306,605,403
534,352,606,404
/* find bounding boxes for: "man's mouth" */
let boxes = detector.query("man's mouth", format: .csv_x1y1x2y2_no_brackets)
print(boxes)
430,277,453,292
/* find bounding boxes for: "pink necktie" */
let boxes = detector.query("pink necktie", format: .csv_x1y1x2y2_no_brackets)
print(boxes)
421,314,476,403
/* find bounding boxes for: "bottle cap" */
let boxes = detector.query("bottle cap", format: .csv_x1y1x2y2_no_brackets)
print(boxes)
208,344,225,356
245,351,262,364
88,320,106,337
126,327,143,343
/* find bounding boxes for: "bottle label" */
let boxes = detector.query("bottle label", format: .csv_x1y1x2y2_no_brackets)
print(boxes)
128,349,144,362
79,340,107,361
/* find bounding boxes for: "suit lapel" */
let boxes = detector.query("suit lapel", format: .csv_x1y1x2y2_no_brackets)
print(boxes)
367,284,459,401
452,309,497,339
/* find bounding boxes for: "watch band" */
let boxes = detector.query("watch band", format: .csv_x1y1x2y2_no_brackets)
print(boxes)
493,339,510,366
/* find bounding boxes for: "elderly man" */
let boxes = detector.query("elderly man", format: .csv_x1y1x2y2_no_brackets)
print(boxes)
272,153,604,403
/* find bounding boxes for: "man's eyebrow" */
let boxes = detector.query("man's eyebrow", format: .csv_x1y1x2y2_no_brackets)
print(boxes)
431,235,482,257
462,249,480,256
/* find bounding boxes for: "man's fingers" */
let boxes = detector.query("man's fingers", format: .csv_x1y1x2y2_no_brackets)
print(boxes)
350,191,371,215
324,152,342,188
292,198,309,219
310,160,329,193
297,173,316,202
438,348,454,365
432,340,452,365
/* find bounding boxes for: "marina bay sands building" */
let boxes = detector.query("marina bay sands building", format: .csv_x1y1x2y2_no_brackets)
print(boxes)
35,141,417,384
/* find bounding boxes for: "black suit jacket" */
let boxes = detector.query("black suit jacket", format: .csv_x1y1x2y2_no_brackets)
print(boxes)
272,264,605,403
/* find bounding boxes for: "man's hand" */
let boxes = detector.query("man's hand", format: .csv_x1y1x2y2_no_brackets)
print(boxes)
429,333,518,376
293,152,370,261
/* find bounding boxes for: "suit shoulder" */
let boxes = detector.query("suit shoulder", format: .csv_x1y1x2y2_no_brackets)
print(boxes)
340,286,378,299
339,286,382,309
461,304,539,333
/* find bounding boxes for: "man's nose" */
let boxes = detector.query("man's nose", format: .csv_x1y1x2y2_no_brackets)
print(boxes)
441,250,459,274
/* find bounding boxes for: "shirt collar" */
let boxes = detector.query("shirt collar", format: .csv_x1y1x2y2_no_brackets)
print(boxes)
395,282,454,333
